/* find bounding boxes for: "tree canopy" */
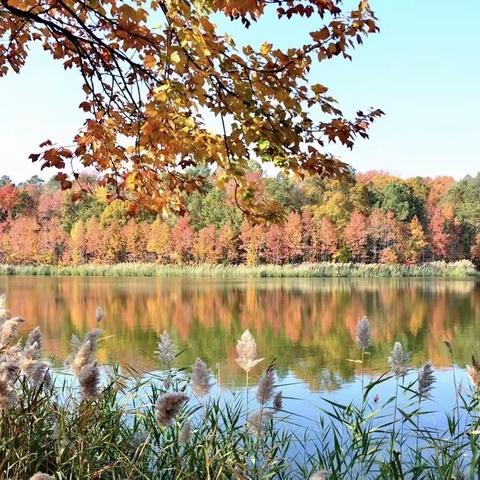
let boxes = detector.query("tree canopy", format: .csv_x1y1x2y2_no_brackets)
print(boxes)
0,0,383,216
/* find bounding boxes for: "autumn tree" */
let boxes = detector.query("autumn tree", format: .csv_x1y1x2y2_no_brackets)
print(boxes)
193,225,219,264
471,234,480,267
11,189,36,218
283,212,303,263
3,217,41,264
313,179,354,228
241,221,265,266
103,223,126,263
170,215,195,264
0,184,17,222
368,210,404,262
405,216,427,264
314,217,339,261
100,199,129,227
216,223,238,264
429,208,451,260
147,217,171,263
84,216,104,263
0,0,382,215
37,189,64,222
344,211,368,262
123,219,149,262
264,224,285,264
70,219,87,264
38,218,68,264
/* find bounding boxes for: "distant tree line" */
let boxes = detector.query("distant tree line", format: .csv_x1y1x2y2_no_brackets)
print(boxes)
1,170,480,267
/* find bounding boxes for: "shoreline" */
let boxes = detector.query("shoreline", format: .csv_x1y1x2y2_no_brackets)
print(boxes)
0,260,478,278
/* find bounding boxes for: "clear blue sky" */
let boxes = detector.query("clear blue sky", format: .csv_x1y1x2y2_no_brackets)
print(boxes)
1,0,479,182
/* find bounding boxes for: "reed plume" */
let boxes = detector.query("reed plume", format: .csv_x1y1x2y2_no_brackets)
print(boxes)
30,473,55,480
179,418,192,445
70,328,102,374
156,392,188,426
0,293,7,322
71,333,81,353
95,306,104,323
0,316,24,351
310,471,329,480
356,316,371,350
247,409,273,433
418,361,436,399
191,358,212,397
0,361,19,383
273,391,283,412
24,327,42,359
466,355,480,390
235,329,263,373
30,361,51,388
388,342,411,378
257,363,275,406
0,362,18,410
155,330,176,368
78,362,100,399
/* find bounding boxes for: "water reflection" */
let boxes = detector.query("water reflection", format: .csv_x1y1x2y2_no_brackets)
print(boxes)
0,276,479,392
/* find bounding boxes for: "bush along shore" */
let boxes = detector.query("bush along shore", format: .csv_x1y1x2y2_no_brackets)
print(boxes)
1,295,480,478
0,260,478,278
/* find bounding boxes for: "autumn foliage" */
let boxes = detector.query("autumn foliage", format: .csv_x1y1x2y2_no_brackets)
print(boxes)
1,170,480,267
0,0,383,217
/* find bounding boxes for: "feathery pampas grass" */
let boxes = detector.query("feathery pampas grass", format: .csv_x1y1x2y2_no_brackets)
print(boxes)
356,316,371,350
273,391,283,412
256,363,275,406
95,306,104,322
70,328,102,374
235,329,263,373
156,392,188,426
0,293,7,321
0,316,24,352
467,355,480,390
388,341,411,378
30,474,55,480
156,330,176,368
78,362,100,399
191,358,212,397
247,409,274,433
418,361,436,399
0,362,18,410
25,326,42,359
310,471,329,480
179,418,192,445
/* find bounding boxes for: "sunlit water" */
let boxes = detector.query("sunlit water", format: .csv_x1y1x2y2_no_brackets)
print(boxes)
1,275,479,430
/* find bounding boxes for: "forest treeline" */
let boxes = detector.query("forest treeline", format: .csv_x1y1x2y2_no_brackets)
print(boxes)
1,170,480,266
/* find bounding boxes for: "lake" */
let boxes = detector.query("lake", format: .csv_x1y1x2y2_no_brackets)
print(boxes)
1,275,479,419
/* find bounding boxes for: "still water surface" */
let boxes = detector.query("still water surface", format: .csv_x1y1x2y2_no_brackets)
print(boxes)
1,275,479,415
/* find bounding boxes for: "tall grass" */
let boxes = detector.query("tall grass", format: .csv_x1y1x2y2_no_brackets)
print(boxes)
0,259,477,278
2,298,480,478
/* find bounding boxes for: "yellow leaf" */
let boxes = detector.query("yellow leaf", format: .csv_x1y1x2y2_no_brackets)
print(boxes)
170,51,181,64
260,43,272,55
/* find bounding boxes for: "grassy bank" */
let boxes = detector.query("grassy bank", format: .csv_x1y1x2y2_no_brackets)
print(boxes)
0,260,478,278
